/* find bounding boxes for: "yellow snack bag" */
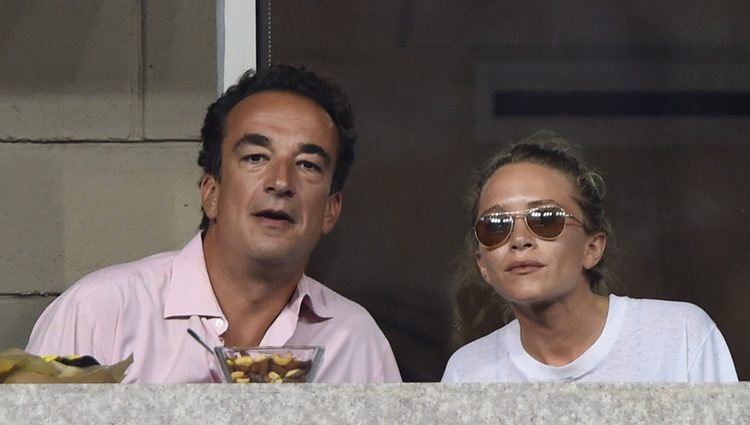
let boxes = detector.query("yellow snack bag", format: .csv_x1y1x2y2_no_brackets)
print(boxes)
0,348,133,383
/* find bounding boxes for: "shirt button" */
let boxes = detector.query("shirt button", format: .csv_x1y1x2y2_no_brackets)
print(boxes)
215,319,225,328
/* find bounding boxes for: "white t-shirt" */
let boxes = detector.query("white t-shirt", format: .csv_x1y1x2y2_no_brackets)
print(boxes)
442,295,737,382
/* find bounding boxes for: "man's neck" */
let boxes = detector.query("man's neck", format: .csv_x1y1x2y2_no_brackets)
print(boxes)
202,230,305,347
512,284,609,367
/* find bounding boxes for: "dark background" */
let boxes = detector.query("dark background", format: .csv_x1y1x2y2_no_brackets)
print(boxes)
269,0,750,381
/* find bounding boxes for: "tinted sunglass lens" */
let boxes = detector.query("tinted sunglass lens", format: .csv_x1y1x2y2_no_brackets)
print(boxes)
475,214,513,246
526,207,567,238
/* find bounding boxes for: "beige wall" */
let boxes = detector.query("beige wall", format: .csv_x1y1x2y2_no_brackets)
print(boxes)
0,0,215,348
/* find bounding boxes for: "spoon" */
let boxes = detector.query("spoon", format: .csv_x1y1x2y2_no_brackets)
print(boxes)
187,328,215,355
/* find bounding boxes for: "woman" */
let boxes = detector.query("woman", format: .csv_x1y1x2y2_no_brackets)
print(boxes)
442,131,737,382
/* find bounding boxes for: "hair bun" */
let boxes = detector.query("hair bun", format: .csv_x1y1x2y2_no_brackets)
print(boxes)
578,172,607,201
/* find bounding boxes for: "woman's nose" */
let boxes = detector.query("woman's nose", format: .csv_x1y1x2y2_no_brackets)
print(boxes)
509,216,535,250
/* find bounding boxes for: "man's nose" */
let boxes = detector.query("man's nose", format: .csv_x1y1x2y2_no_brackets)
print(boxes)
264,158,295,197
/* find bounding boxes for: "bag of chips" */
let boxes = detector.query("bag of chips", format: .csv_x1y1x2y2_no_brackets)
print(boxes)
0,348,132,383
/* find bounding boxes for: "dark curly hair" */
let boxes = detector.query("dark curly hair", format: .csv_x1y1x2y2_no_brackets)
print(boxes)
453,130,616,347
197,64,357,230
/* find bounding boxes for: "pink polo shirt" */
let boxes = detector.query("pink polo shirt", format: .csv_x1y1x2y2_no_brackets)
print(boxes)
26,233,402,383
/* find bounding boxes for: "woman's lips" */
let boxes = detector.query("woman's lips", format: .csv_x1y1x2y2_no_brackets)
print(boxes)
505,260,544,273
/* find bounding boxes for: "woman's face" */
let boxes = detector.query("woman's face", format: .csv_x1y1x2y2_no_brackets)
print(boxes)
475,162,606,306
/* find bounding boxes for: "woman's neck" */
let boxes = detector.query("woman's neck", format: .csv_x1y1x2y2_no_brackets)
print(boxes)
512,286,610,367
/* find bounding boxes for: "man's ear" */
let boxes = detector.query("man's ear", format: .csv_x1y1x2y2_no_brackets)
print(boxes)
200,174,220,221
321,192,342,235
583,232,607,270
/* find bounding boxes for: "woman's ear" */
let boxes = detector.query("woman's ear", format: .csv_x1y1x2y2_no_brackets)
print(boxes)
476,251,491,283
583,232,607,270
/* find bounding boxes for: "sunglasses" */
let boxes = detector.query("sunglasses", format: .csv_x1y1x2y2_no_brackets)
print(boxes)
474,206,584,248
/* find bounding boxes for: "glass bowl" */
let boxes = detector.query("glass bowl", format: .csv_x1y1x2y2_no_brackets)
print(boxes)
214,346,324,383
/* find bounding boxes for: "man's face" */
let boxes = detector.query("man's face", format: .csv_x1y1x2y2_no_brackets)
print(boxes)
201,90,341,267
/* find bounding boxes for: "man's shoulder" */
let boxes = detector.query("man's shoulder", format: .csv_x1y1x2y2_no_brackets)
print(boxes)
303,276,375,323
297,276,401,383
301,276,390,342
65,249,178,302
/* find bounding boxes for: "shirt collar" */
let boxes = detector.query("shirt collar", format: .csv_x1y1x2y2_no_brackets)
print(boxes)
258,275,334,346
163,233,335,321
296,275,334,320
163,233,224,319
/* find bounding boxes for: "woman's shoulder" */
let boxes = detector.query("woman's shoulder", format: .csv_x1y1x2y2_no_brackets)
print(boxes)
455,327,507,356
442,321,517,382
620,295,710,317
616,295,716,334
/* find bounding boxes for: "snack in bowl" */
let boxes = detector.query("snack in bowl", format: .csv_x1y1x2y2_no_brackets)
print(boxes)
215,346,323,383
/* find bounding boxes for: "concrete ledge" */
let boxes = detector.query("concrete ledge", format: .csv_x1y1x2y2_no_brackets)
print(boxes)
1,383,748,424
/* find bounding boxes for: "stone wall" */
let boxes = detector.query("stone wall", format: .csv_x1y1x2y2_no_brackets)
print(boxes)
1,384,749,424
0,0,214,347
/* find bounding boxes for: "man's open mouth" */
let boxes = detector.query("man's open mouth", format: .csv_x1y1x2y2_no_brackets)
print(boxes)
254,210,295,223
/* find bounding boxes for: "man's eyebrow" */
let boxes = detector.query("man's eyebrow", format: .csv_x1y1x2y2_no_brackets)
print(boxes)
232,135,332,167
233,133,270,151
299,143,332,168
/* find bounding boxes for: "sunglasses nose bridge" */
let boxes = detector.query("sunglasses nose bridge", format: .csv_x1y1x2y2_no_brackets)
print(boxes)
494,212,529,241
510,212,537,242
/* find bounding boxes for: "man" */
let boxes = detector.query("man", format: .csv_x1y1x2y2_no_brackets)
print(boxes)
26,64,402,383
